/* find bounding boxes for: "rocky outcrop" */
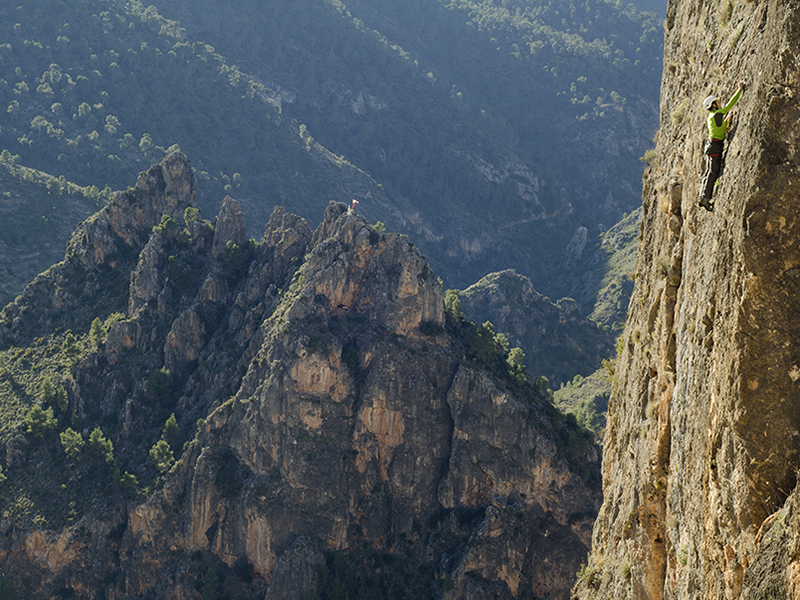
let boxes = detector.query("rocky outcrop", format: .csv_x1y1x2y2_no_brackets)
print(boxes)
0,153,602,599
573,0,800,598
459,269,615,387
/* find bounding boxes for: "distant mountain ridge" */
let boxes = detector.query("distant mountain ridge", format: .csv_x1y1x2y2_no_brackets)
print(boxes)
0,0,661,293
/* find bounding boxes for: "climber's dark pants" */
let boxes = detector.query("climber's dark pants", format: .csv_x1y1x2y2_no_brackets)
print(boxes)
701,138,725,201
701,153,723,201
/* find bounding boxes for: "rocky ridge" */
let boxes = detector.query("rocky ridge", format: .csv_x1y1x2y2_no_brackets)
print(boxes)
572,0,800,598
458,269,615,388
0,153,601,599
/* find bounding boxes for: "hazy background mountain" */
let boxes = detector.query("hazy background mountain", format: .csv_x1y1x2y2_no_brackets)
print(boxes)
0,160,105,305
0,0,662,299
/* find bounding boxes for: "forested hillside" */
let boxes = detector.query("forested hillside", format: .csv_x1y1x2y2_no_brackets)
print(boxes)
0,158,106,306
0,0,661,294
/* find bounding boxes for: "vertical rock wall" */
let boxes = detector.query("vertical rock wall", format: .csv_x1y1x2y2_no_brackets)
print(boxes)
574,0,800,598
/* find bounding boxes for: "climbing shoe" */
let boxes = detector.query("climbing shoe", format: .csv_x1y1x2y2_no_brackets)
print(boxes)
699,197,714,212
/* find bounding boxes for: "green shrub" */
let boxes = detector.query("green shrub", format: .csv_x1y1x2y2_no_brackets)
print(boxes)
222,240,247,281
89,317,105,347
149,440,175,473
184,206,200,223
88,427,114,465
60,427,85,459
62,331,80,364
153,214,178,235
118,471,139,493
444,289,463,322
0,575,17,600
41,376,56,404
202,568,221,600
162,413,180,451
26,405,57,437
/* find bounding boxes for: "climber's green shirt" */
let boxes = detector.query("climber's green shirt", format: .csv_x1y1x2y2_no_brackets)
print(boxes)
707,88,742,140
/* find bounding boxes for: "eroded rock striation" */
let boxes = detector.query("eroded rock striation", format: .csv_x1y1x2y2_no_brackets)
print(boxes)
0,153,601,599
573,0,800,598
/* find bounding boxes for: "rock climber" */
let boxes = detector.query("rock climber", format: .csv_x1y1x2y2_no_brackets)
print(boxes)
699,80,745,212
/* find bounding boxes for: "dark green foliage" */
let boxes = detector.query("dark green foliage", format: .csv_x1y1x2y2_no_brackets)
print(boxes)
418,320,445,336
149,439,175,473
43,374,69,413
88,427,115,465
60,427,85,459
0,577,17,600
89,317,105,348
184,207,201,224
40,376,56,405
62,331,80,364
25,405,56,437
553,369,610,437
162,413,181,451
507,347,527,383
466,321,499,364
201,568,221,600
221,240,250,282
55,386,68,413
118,470,139,494
147,367,173,408
166,255,193,292
444,290,463,324
153,215,178,236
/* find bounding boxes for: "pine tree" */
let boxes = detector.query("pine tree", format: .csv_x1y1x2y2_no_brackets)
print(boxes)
201,568,221,600
88,427,114,464
26,405,57,437
149,440,175,473
60,427,85,459
90,317,105,347
162,413,180,451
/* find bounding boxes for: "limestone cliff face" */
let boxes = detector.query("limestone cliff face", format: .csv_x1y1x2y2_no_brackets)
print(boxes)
0,154,601,599
573,0,800,598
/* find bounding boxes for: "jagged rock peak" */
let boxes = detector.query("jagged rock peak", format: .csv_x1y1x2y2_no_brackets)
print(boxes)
0,185,603,600
212,195,246,257
78,151,197,270
288,201,444,335
0,152,198,345
262,205,312,267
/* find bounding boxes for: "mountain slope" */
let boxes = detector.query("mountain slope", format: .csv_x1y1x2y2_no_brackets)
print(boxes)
0,153,601,599
572,0,800,597
458,269,614,387
0,0,393,233
0,0,661,293
0,156,106,307
158,0,663,288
